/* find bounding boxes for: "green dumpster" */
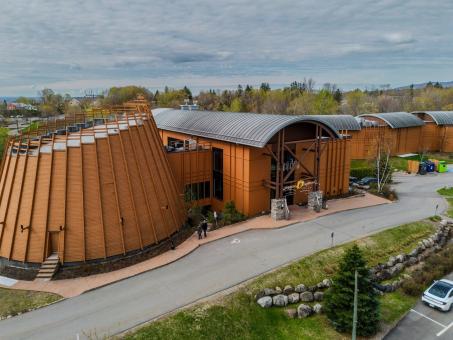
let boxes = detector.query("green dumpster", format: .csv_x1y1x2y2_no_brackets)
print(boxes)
438,161,447,173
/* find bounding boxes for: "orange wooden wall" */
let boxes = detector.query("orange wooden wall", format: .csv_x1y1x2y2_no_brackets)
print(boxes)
0,115,186,264
159,130,351,216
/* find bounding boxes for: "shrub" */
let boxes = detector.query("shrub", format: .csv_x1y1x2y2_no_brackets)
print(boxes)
222,201,246,226
324,244,380,336
402,245,453,296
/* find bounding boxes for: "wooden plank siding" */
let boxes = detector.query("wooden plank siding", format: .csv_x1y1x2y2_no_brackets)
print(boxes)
0,114,185,264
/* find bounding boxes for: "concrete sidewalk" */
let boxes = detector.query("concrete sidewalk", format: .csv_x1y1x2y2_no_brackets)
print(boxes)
3,192,389,298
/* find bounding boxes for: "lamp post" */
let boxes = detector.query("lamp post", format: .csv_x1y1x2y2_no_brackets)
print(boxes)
352,270,358,340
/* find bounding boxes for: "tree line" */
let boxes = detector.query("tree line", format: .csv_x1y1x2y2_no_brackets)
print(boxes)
3,80,453,118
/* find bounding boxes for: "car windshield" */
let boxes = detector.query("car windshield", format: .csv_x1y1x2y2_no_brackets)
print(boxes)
428,281,453,298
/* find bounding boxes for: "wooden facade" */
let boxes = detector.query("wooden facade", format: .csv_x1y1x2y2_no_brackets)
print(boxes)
0,112,185,265
159,125,350,217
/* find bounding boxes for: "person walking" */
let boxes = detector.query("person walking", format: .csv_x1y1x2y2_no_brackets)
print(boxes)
201,219,208,238
197,224,203,240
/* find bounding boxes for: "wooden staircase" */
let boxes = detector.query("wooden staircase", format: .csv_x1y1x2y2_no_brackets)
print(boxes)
36,253,59,280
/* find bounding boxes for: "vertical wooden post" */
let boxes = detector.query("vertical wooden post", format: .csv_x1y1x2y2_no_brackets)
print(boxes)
131,114,159,243
93,133,107,259
106,120,126,255
24,137,42,262
42,134,55,262
115,115,143,250
8,138,30,259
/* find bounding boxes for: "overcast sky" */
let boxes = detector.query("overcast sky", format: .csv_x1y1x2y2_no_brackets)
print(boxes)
1,0,453,96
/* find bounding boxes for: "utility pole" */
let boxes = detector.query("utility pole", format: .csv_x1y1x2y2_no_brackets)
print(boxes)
352,270,358,340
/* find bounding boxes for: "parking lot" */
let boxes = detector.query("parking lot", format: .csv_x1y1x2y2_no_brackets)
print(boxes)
385,273,453,340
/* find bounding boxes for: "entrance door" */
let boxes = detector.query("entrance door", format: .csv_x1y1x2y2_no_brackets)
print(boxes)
48,232,59,256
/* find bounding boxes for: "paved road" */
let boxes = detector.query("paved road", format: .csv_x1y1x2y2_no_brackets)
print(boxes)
385,273,453,340
0,173,451,340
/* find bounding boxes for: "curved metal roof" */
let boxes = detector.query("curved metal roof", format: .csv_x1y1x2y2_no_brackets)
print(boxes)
309,115,361,131
358,112,424,129
411,111,453,126
152,109,341,148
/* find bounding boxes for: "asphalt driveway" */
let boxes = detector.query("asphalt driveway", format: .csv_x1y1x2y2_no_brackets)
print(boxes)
0,172,451,340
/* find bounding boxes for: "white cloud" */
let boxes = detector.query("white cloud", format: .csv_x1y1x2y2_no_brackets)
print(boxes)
0,0,453,95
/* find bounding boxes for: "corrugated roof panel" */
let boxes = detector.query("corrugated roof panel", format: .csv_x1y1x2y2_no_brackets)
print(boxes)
358,112,424,129
412,111,453,126
308,115,361,131
152,109,341,148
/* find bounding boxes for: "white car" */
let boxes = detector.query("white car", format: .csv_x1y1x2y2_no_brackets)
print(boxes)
422,279,453,311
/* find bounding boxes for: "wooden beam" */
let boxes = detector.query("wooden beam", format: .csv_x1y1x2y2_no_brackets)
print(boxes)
42,135,55,262
115,116,143,250
24,137,42,262
106,126,126,255
8,138,30,259
93,137,107,259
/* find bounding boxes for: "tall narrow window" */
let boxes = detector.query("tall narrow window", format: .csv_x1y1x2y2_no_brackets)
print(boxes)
213,148,223,200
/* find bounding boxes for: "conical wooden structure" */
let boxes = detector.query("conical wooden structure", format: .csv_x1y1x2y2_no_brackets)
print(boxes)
0,100,185,264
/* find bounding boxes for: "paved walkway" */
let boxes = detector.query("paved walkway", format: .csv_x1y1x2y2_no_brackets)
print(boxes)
4,192,389,298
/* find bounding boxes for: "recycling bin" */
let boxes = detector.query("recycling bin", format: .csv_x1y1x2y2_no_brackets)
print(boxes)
438,161,447,173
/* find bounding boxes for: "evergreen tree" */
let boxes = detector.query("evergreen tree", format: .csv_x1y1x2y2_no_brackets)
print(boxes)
324,244,380,336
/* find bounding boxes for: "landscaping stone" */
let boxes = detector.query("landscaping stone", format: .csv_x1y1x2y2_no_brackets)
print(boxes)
272,294,288,307
408,248,419,257
275,286,282,294
297,304,313,318
288,293,300,304
313,303,323,314
322,278,332,287
387,256,396,267
407,256,418,266
283,285,294,294
285,308,298,319
263,288,277,296
314,291,324,301
388,263,404,277
308,285,317,292
295,284,306,293
257,296,273,308
300,291,314,302
396,254,405,263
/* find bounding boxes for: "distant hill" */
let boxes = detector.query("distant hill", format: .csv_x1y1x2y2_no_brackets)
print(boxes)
396,81,453,90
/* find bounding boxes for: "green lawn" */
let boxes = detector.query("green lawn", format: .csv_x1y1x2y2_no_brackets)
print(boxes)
437,187,453,218
125,221,435,340
352,153,453,172
0,288,61,318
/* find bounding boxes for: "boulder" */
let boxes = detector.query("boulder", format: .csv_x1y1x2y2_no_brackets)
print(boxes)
283,285,294,294
295,284,306,293
257,296,272,308
275,286,283,294
272,294,288,307
396,254,405,263
308,285,317,292
300,291,314,302
407,257,418,266
387,256,396,267
388,263,404,277
408,248,419,257
263,288,277,296
440,219,448,226
376,269,392,281
297,304,313,318
314,291,324,301
285,308,298,319
313,303,323,314
322,278,333,288
288,293,300,304
418,242,426,251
